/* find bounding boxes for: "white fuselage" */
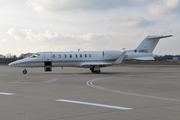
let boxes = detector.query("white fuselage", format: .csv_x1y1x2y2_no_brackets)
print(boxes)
9,50,123,68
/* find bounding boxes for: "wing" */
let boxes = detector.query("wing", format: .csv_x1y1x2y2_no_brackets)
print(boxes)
80,62,113,68
80,51,126,68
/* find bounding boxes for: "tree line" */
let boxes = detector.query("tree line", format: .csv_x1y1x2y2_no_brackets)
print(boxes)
0,53,33,59
0,53,33,63
154,55,180,61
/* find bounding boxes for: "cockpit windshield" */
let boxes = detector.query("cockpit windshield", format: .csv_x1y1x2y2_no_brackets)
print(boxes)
30,53,40,58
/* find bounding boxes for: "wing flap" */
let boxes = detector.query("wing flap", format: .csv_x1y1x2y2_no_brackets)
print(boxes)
81,62,113,67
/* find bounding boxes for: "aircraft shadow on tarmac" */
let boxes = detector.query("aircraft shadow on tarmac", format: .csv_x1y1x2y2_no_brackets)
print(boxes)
27,71,124,75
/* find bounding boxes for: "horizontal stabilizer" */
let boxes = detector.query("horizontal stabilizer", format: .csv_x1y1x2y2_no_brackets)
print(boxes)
147,35,173,40
134,56,154,61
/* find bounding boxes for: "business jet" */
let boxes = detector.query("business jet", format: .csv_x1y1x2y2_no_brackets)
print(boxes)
8,35,172,74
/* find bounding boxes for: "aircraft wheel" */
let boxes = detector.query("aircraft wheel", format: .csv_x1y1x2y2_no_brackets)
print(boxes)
91,70,95,73
22,69,27,74
95,70,101,74
90,68,95,73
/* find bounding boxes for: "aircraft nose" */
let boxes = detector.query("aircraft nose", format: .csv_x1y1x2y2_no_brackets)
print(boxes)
8,62,14,66
8,61,18,67
8,59,28,67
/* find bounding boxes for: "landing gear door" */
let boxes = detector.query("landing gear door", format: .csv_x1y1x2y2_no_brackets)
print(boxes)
44,52,52,72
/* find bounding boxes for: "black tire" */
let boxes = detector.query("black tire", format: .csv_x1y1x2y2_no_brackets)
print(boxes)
90,68,95,73
95,70,101,74
22,70,27,74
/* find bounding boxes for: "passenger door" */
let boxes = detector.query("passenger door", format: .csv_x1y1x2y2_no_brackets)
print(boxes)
44,52,52,61
44,52,52,71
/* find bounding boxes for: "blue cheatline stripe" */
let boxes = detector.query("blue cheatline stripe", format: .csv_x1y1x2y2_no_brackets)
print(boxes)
56,99,133,110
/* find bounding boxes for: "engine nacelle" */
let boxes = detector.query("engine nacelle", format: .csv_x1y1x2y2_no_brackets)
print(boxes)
102,50,122,59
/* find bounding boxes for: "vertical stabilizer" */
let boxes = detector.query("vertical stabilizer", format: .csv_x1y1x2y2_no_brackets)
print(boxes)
136,35,172,53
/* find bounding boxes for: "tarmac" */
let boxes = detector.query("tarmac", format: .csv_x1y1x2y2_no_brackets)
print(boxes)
0,65,180,120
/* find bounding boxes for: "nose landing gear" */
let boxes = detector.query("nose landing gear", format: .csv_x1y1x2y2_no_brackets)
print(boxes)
22,69,27,74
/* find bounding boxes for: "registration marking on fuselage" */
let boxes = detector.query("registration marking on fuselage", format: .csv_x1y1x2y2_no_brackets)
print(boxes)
0,92,15,95
56,99,133,110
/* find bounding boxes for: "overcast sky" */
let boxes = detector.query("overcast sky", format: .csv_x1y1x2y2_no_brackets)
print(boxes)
0,0,179,56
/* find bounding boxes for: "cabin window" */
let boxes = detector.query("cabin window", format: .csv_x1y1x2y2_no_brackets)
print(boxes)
85,54,87,58
75,54,78,58
30,53,40,58
69,54,72,58
80,54,82,58
58,54,61,58
64,54,66,58
52,54,55,58
89,54,91,58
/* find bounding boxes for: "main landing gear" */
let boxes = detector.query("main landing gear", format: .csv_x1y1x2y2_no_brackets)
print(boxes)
22,69,27,74
90,66,101,74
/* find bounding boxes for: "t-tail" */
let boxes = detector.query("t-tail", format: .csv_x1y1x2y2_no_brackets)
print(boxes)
124,35,173,60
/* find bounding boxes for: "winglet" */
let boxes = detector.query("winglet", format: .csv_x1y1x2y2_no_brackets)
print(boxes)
114,52,126,65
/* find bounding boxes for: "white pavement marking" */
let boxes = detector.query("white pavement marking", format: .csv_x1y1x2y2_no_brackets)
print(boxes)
47,78,59,83
56,99,133,110
86,78,180,102
0,92,15,95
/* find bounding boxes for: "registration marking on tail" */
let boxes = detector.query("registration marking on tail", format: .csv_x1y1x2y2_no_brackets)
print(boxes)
56,99,133,110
